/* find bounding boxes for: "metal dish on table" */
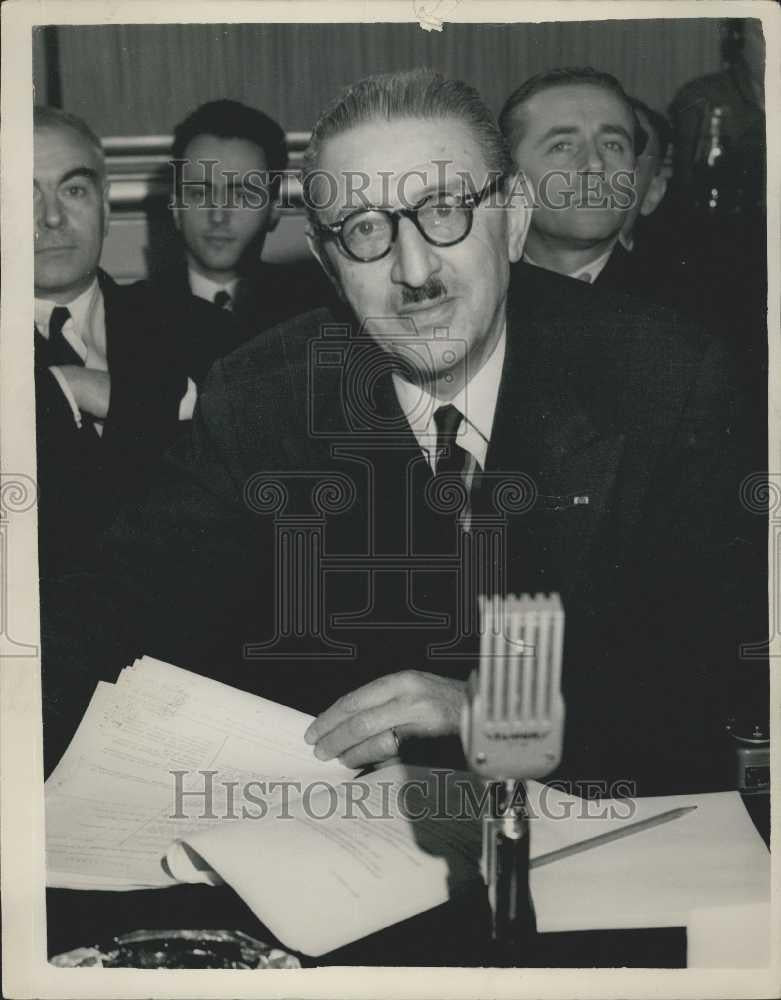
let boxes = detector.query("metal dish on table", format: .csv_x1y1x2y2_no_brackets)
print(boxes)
50,928,301,969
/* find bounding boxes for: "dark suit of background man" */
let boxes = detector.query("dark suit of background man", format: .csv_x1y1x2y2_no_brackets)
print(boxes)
48,70,762,803
33,107,238,579
499,65,767,395
142,99,336,342
34,107,244,764
501,68,766,735
566,94,703,315
500,68,733,309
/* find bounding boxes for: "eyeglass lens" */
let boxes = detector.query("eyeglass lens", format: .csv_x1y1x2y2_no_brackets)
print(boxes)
341,203,471,259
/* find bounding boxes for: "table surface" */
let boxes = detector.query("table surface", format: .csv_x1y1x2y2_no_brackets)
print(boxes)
45,794,768,969
46,882,688,969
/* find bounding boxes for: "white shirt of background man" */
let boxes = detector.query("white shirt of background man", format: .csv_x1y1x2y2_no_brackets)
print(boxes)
34,278,197,427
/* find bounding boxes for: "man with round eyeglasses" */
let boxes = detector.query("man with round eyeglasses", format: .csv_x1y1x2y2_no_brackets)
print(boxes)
302,105,528,404
310,177,501,263
57,69,758,807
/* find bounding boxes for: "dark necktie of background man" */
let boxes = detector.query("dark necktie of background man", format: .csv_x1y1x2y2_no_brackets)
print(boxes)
46,306,85,368
213,290,232,310
41,306,102,438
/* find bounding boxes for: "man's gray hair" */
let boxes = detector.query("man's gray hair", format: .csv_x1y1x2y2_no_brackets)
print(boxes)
33,105,106,180
302,67,514,227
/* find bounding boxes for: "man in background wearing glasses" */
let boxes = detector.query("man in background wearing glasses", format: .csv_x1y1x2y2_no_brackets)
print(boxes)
50,69,760,802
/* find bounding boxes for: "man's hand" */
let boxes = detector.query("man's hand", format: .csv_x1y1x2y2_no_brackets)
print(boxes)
304,670,467,768
57,366,111,418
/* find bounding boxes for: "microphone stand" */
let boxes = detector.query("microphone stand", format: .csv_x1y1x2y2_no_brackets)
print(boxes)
462,592,564,967
483,779,537,965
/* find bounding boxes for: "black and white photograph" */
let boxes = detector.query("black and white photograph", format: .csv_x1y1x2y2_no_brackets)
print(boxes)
1,1,778,996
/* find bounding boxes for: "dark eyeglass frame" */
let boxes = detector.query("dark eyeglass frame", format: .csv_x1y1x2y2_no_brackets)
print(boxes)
313,177,502,262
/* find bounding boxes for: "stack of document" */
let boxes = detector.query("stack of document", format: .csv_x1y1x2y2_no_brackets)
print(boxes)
45,657,357,892
46,657,771,957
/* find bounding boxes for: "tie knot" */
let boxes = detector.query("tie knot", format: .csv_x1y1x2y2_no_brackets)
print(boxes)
434,403,462,440
49,306,71,338
213,290,232,309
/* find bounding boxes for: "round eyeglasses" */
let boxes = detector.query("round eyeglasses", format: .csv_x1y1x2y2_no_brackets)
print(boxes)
313,179,501,263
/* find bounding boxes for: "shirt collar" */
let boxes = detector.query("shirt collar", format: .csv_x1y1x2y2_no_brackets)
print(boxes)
523,235,621,284
568,244,616,283
188,268,239,304
35,278,100,336
392,324,506,468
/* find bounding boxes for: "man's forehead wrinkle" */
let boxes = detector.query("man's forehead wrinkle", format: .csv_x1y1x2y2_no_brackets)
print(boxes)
320,119,487,171
315,117,492,225
35,136,103,188
524,88,634,136
341,170,474,196
35,160,100,188
529,113,633,137
534,124,578,145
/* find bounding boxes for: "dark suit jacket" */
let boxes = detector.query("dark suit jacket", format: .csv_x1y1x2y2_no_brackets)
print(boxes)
142,256,342,345
598,232,766,360
43,264,763,793
595,241,657,296
35,269,238,578
596,239,716,317
596,232,767,470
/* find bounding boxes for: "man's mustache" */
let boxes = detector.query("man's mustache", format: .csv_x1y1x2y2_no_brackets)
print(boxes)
401,277,447,305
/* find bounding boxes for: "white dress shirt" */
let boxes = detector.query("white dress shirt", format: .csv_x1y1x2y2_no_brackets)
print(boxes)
35,278,196,428
35,279,106,430
567,244,616,283
393,326,506,473
392,328,506,531
523,233,633,284
188,268,238,307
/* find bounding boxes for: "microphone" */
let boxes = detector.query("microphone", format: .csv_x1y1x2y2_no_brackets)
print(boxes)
460,593,565,961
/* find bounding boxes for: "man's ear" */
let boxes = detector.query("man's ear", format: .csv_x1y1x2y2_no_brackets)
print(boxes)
172,197,182,233
266,204,281,234
640,174,668,218
504,172,533,263
102,180,111,240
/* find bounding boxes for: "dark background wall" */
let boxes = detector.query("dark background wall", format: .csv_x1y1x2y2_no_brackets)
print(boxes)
33,19,723,136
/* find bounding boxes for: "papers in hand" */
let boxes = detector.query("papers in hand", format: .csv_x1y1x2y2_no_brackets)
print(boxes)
45,657,484,954
45,657,357,894
45,657,771,957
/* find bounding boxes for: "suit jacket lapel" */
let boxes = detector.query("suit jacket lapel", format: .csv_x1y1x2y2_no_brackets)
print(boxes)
328,335,431,556
97,268,117,368
35,325,54,369
232,269,254,320
595,242,631,291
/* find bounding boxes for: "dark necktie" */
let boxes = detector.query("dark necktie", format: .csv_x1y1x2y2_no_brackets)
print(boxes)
428,402,472,538
47,307,84,367
428,408,481,669
213,290,232,310
434,403,469,479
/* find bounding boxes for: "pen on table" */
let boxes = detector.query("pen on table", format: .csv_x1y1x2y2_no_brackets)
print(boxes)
530,805,698,870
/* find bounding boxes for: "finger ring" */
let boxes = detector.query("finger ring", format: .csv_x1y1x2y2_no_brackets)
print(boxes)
390,727,400,753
